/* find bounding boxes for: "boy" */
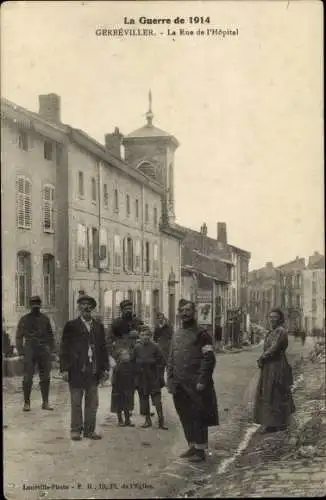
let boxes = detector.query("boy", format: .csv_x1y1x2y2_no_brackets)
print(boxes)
110,349,135,427
131,326,167,430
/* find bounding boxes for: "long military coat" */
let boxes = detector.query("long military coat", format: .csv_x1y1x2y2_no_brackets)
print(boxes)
167,322,219,427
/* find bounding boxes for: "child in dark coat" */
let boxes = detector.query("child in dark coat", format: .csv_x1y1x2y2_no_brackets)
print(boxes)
131,326,168,430
110,349,135,427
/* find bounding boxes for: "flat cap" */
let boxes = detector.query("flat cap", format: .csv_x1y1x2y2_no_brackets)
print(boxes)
77,294,97,309
120,299,132,309
30,295,42,305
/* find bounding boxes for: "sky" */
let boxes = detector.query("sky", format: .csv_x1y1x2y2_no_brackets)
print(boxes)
1,1,324,269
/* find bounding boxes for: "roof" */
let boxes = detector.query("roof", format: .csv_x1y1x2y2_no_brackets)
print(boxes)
1,96,165,195
277,258,306,271
125,123,179,146
176,223,233,264
182,246,230,283
308,255,325,269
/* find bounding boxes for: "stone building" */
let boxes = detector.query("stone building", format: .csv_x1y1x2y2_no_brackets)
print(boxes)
302,252,325,334
248,257,306,330
179,221,251,338
1,93,184,344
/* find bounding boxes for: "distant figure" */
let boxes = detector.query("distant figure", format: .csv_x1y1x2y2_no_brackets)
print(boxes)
301,330,306,346
153,313,173,363
167,300,219,462
214,315,223,349
3,321,14,358
16,296,55,412
253,308,295,433
110,349,135,427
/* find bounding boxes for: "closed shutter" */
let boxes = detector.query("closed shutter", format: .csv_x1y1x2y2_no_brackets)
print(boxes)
123,237,127,271
16,177,32,229
99,228,108,269
43,185,54,232
88,227,93,268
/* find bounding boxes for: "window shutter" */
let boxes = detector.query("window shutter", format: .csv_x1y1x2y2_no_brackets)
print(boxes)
123,237,127,271
99,228,107,269
106,230,111,269
88,227,93,268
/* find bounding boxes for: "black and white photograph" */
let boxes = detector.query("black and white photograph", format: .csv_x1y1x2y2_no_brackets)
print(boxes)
1,1,324,498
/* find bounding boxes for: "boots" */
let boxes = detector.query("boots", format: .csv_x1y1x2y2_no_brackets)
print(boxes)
187,448,206,462
123,410,135,427
117,411,124,426
23,380,32,411
156,401,168,430
40,380,53,410
141,415,152,428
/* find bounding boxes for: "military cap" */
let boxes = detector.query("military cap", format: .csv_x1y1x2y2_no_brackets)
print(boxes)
120,299,132,309
30,295,42,305
77,294,97,309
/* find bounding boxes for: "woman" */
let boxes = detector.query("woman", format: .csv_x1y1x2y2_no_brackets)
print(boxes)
153,313,173,363
253,308,295,433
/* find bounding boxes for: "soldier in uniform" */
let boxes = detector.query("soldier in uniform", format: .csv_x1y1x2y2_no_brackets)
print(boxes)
167,300,219,462
16,296,55,412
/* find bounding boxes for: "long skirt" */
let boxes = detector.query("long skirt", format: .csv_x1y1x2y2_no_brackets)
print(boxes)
253,355,295,427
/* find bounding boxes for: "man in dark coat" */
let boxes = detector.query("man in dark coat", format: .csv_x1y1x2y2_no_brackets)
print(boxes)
167,300,219,462
110,299,142,357
16,296,55,412
60,295,109,441
153,313,173,363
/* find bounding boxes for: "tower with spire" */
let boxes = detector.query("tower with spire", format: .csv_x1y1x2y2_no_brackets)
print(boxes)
123,90,179,224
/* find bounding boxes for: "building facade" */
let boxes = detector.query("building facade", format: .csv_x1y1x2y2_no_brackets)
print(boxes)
1,93,184,344
248,257,306,331
179,221,251,338
302,252,325,334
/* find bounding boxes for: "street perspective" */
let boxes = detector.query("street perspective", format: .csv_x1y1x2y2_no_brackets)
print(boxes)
1,1,324,499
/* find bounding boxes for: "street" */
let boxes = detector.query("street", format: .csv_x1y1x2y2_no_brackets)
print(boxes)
3,338,312,500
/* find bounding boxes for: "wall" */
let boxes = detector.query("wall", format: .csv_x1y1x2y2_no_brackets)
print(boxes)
161,233,181,329
1,121,57,340
303,269,325,332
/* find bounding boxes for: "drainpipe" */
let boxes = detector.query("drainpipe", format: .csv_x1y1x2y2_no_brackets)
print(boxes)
97,160,102,316
141,184,145,320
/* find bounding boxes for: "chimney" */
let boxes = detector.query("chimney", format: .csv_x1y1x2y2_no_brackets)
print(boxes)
217,222,227,245
266,262,274,269
105,127,123,159
38,93,61,123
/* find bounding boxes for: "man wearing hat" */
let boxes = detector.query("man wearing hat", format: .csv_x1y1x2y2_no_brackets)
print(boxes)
110,299,142,356
16,296,55,412
60,295,109,441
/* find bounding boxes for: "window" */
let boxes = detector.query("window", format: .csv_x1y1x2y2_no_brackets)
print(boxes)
114,189,119,212
296,294,301,309
123,237,133,272
16,251,31,308
153,242,159,275
154,207,158,227
88,227,99,268
144,241,150,273
126,194,131,217
145,290,151,320
55,143,63,166
135,199,139,220
134,239,141,271
312,281,317,295
18,130,28,151
91,177,97,203
103,183,109,208
114,234,122,269
99,228,109,269
16,176,32,229
43,184,55,233
312,298,317,313
312,271,317,281
296,274,302,289
103,289,113,327
78,171,84,197
43,254,55,306
145,203,149,223
136,290,142,318
114,290,124,318
77,223,88,267
44,140,53,161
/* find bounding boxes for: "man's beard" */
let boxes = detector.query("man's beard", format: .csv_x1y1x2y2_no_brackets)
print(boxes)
124,311,132,319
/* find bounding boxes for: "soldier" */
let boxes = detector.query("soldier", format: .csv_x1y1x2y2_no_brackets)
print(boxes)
60,294,109,441
167,300,219,462
16,296,55,412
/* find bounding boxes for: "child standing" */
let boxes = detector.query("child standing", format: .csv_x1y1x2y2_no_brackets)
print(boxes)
110,349,135,427
131,326,168,430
